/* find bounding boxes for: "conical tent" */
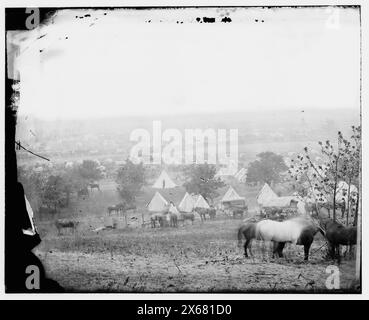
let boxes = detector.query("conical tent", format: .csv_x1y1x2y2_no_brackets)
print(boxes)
221,186,245,203
194,194,210,209
147,191,169,212
178,192,196,212
152,170,177,189
256,183,278,206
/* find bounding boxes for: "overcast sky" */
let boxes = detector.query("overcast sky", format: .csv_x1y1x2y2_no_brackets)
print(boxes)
9,7,360,119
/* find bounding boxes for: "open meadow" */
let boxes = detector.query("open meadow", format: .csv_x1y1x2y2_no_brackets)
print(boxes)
35,219,357,293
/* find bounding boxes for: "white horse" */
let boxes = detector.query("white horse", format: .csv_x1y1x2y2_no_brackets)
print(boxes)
238,217,324,260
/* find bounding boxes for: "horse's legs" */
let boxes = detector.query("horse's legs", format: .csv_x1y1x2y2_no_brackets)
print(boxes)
243,240,249,258
303,242,312,261
244,238,252,258
260,241,267,260
272,241,279,258
328,243,335,260
277,242,285,258
336,245,341,264
248,239,253,257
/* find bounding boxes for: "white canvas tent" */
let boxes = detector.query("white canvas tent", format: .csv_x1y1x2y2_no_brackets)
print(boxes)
256,183,278,206
152,170,177,189
178,192,196,212
147,191,169,212
221,186,245,203
194,194,210,209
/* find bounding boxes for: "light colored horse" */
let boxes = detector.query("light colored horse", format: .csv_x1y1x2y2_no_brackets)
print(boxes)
255,218,311,244
238,217,324,261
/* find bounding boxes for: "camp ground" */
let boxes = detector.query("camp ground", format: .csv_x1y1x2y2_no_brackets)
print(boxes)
8,6,361,293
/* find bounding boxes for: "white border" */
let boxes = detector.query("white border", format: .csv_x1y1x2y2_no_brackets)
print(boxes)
0,0,367,300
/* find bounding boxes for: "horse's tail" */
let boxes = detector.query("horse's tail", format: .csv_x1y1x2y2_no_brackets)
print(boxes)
237,225,245,248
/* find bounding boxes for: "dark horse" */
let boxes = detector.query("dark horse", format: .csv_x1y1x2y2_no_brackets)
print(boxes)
179,212,195,225
238,217,325,261
55,219,79,235
194,208,216,222
319,217,357,263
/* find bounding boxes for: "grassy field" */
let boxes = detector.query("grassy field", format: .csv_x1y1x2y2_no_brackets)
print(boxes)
33,179,358,293
35,218,358,293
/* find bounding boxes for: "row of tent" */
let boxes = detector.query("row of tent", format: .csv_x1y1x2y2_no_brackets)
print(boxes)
147,191,210,213
256,181,359,215
151,168,248,190
147,186,245,213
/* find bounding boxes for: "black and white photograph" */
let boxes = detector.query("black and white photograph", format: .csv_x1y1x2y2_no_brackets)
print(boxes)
3,3,365,296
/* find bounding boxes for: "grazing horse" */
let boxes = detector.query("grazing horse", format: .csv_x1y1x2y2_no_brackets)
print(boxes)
77,187,89,198
179,212,195,225
319,217,357,262
55,219,79,235
238,217,324,261
194,208,216,222
194,208,207,222
208,208,216,220
89,183,101,192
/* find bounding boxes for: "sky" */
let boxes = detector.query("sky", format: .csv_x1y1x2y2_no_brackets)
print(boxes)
8,7,361,119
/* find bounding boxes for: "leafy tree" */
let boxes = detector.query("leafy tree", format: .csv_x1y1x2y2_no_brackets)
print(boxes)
183,163,225,202
116,159,145,206
60,166,86,206
78,160,103,182
18,166,48,212
289,126,361,223
337,126,361,225
41,175,66,213
246,152,288,185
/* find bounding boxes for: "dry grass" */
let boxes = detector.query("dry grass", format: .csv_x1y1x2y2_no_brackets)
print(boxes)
33,179,358,293
35,218,358,293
